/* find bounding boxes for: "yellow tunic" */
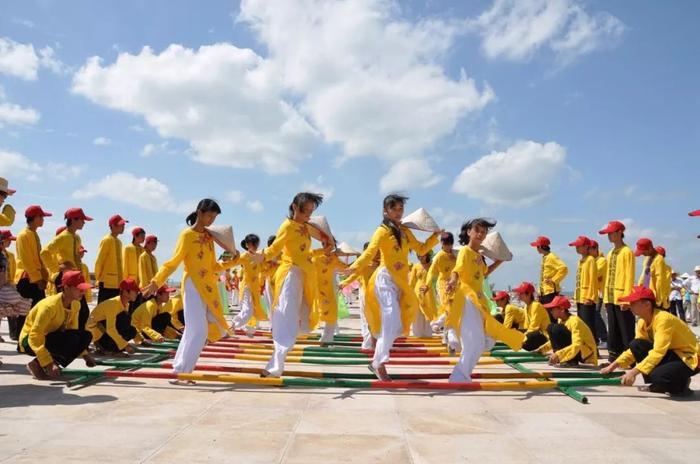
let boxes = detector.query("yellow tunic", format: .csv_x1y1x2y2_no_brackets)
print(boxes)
638,254,671,309
0,204,15,227
139,251,158,288
574,255,598,304
595,255,607,299
539,252,568,295
123,243,144,285
313,254,347,324
152,228,236,342
412,263,437,321
426,249,457,316
40,230,83,279
502,304,526,330
349,224,438,336
15,227,48,283
542,315,598,365
616,309,699,374
132,299,169,340
94,234,124,289
19,293,81,367
87,296,131,350
524,300,550,336
237,251,267,322
81,263,93,303
3,249,16,284
260,258,280,298
603,245,635,305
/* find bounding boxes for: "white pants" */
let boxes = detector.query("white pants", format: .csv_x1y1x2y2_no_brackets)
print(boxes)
449,297,494,382
446,327,462,352
172,278,216,374
690,294,698,324
358,288,375,350
320,322,337,343
412,309,432,337
263,280,273,313
231,289,239,306
372,267,402,369
264,267,309,377
233,288,254,328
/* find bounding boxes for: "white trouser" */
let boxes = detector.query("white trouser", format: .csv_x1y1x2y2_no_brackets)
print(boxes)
231,289,239,306
172,278,215,374
264,266,308,377
449,297,494,382
263,280,273,312
233,288,253,328
320,322,337,343
691,294,699,324
358,288,375,350
446,327,462,352
372,267,402,369
412,309,432,337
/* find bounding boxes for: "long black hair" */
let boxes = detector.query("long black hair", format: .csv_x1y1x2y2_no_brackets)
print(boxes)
440,231,454,246
240,233,260,251
186,199,222,226
458,218,496,246
267,235,276,247
288,192,324,219
382,194,408,247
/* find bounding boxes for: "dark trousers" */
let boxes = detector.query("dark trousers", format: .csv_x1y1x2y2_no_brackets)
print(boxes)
607,303,636,361
540,292,558,322
523,331,548,352
148,313,171,339
493,313,522,330
546,323,583,363
95,311,137,352
669,300,686,322
21,329,92,367
629,339,698,394
176,310,185,326
577,302,597,340
595,298,608,343
9,278,46,340
97,283,120,304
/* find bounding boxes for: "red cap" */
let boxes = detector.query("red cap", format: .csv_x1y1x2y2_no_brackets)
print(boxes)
109,214,128,227
131,227,145,237
589,239,599,249
599,220,625,235
157,285,177,294
0,230,17,241
689,209,700,217
513,282,536,295
543,295,571,310
55,226,67,236
64,208,93,221
493,291,510,302
634,238,654,257
79,245,87,254
145,234,158,244
619,285,656,304
568,236,591,247
119,278,140,293
61,270,92,290
655,246,666,257
24,205,52,218
530,236,550,247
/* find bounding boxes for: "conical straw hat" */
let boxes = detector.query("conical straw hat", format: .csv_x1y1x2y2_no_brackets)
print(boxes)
401,208,440,232
206,225,236,254
479,231,513,262
337,241,360,256
308,216,334,245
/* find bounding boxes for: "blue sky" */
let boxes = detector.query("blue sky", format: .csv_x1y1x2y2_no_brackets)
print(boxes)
1,0,699,289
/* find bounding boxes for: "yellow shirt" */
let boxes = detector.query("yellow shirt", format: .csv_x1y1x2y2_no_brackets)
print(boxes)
81,263,93,303
3,249,16,284
603,245,635,305
638,254,670,309
139,251,158,288
123,243,144,285
349,224,438,336
524,300,550,336
595,255,607,299
15,227,48,283
40,230,83,277
411,263,438,321
237,251,267,322
312,253,347,324
426,249,457,315
19,293,81,367
574,255,598,304
86,295,131,350
502,304,526,330
0,203,15,227
549,315,598,365
539,252,568,295
166,296,184,330
152,228,236,342
616,309,699,375
131,299,169,340
94,234,124,289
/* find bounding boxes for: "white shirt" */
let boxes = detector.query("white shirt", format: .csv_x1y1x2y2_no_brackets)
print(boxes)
685,275,700,294
670,277,684,301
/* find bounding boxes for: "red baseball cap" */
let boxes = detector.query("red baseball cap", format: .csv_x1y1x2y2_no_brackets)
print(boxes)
634,238,654,256
24,205,52,218
132,227,145,237
157,285,177,294
619,285,656,304
530,236,550,247
689,209,700,217
513,282,536,295
568,236,591,247
0,230,17,241
543,295,571,310
145,234,158,244
109,214,128,227
119,278,140,293
61,270,92,290
589,239,599,249
655,246,666,257
493,291,510,301
65,208,93,221
55,226,67,236
599,220,625,235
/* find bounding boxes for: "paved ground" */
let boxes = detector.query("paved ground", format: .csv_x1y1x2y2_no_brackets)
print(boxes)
1,303,699,464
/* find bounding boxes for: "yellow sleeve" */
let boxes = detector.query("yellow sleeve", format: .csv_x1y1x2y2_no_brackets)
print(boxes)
104,304,129,350
426,253,440,285
556,319,583,363
28,306,56,367
133,304,162,340
615,320,644,368
16,232,38,282
404,228,439,257
349,227,384,272
582,257,597,302
551,254,568,285
503,307,514,329
636,318,675,375
0,204,15,227
8,252,16,284
81,264,93,303
123,246,136,280
152,232,188,287
168,299,184,330
94,237,111,284
262,221,290,262
621,248,635,300
40,235,61,276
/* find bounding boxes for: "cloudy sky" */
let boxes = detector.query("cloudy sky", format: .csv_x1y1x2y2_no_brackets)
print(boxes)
1,0,699,289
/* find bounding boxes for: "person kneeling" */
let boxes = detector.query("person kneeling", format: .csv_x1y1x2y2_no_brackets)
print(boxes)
514,282,551,352
601,286,699,397
132,285,178,344
493,291,526,331
87,278,139,356
542,295,598,367
19,270,95,380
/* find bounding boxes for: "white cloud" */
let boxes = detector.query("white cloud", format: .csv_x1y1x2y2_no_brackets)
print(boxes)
72,171,192,214
379,157,442,193
93,136,111,146
129,124,144,131
0,102,40,125
246,200,264,212
225,190,244,203
0,38,66,80
452,140,569,207
301,175,334,200
140,142,170,157
474,0,624,64
12,19,36,29
38,46,69,75
45,162,86,181
0,149,83,182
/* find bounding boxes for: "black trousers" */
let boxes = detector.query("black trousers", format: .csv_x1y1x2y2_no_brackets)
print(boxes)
95,311,137,352
21,329,92,367
577,302,597,340
176,310,185,326
147,313,171,339
9,278,46,340
669,300,686,322
523,331,548,352
606,303,635,361
97,283,120,304
493,313,523,330
539,292,558,322
594,298,608,343
546,323,583,363
629,339,698,394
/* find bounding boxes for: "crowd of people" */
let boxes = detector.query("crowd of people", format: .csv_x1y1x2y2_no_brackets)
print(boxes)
0,175,698,396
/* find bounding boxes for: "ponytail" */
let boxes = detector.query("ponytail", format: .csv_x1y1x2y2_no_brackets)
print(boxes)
186,198,221,226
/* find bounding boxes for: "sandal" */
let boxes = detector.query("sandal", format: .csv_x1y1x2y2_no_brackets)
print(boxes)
168,379,196,386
